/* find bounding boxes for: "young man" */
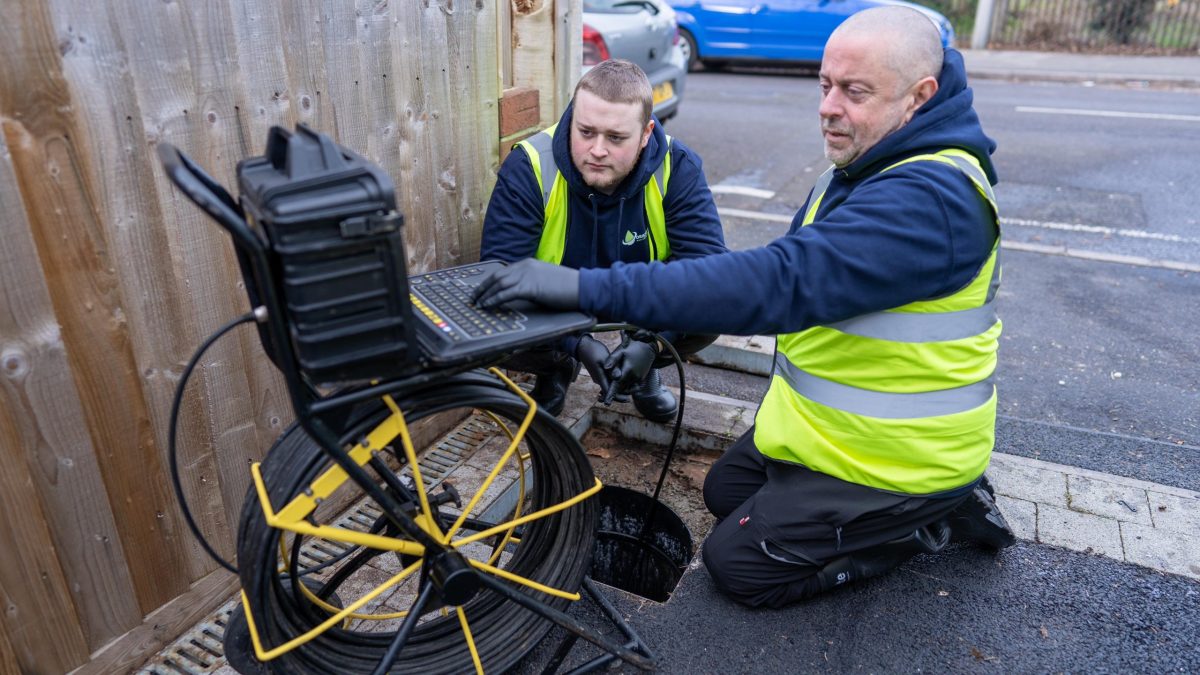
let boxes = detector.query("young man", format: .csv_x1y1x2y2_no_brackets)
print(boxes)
474,8,1016,607
481,59,727,420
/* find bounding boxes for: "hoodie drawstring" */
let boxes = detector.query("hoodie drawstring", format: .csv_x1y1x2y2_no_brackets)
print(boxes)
588,193,598,267
615,197,627,263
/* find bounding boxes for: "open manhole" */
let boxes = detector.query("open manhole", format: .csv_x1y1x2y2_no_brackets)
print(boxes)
591,485,693,602
580,425,718,602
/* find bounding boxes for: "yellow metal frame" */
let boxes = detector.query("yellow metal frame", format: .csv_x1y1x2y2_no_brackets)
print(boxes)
239,367,603,666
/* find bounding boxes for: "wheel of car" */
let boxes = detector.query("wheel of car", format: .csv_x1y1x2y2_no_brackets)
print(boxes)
679,29,699,72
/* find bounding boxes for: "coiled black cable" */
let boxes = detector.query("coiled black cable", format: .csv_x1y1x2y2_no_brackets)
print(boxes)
168,310,258,575
235,370,598,673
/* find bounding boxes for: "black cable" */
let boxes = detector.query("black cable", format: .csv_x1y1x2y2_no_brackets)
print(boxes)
236,371,600,673
589,324,686,508
168,310,258,575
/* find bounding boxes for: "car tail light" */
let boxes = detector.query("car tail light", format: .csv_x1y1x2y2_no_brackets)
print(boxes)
582,23,610,66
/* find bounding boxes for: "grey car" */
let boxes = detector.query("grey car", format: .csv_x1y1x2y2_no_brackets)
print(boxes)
583,0,688,122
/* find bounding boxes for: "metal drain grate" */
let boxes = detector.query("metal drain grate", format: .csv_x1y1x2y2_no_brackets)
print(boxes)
138,600,237,675
139,410,502,673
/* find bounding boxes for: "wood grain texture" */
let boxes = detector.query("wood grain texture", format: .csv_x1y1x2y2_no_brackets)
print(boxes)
72,568,238,675
1,0,504,668
0,626,20,675
2,0,191,621
0,107,141,653
554,0,582,117
512,0,559,129
0,368,89,672
444,0,499,262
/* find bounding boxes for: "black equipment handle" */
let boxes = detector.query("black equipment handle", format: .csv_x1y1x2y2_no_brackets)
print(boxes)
156,142,263,258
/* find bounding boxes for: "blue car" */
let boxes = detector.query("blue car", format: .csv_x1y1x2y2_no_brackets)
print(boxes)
672,0,955,71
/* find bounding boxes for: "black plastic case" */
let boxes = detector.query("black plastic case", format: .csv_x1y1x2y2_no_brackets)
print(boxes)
237,125,417,385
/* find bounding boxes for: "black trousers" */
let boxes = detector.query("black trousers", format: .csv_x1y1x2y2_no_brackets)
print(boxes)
701,427,967,608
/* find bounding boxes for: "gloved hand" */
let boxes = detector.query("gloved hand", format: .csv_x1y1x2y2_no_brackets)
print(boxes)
603,336,657,402
472,259,580,310
574,334,613,402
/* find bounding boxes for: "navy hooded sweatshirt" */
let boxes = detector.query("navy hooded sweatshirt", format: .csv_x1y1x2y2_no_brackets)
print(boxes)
578,49,999,336
480,105,727,268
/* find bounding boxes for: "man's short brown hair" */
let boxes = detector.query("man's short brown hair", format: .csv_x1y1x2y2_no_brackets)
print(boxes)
573,59,653,125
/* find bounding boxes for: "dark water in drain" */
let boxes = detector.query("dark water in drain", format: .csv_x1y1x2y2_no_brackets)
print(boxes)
590,486,694,602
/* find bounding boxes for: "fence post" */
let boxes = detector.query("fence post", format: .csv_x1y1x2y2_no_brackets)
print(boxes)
971,0,997,49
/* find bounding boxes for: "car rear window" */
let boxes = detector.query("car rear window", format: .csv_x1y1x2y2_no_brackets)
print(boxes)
583,0,652,14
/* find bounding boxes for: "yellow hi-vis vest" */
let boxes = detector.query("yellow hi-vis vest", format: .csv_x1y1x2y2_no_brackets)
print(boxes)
754,149,1001,496
516,123,673,264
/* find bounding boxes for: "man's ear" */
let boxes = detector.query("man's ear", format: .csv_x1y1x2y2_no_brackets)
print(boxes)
911,77,938,112
640,119,655,149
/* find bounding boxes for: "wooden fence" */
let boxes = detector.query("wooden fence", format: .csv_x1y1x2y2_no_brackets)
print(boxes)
0,1,578,673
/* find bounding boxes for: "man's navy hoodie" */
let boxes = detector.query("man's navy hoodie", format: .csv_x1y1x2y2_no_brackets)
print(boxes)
579,49,999,336
480,105,727,268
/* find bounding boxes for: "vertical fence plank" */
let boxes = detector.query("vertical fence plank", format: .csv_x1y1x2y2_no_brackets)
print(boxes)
449,0,499,260
173,0,291,530
0,401,88,672
106,0,263,559
2,0,192,617
0,118,141,652
320,0,369,152
44,0,236,584
0,626,20,675
280,0,337,133
0,263,89,675
512,0,559,129
391,1,442,273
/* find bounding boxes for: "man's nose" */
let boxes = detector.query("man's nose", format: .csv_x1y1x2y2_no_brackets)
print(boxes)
588,138,609,157
819,90,842,119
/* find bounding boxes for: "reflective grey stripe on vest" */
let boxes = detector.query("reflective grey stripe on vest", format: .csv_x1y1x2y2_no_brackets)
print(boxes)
525,131,557,206
940,153,997,206
773,352,994,419
525,130,672,207
986,248,1001,303
651,157,668,195
826,303,997,343
811,167,835,198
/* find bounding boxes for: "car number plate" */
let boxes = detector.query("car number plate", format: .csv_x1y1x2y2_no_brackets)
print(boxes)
652,81,674,105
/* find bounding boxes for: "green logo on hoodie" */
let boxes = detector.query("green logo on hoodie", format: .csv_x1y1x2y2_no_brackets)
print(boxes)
622,229,647,246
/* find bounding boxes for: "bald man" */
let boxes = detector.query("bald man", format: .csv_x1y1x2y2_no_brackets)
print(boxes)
474,6,1014,607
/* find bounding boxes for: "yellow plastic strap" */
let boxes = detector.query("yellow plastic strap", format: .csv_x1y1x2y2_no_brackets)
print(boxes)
251,462,426,557
443,368,540,542
457,606,485,675
242,559,422,662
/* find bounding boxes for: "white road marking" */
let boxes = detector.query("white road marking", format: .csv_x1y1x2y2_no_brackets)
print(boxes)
1001,241,1200,273
1015,105,1200,123
718,206,1200,272
1001,216,1200,245
717,207,793,223
712,185,777,199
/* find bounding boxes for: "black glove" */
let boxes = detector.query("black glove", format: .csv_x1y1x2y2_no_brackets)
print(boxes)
472,259,580,310
604,336,657,400
574,334,613,402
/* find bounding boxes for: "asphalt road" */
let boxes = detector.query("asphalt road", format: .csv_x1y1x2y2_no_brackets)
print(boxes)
663,70,1200,491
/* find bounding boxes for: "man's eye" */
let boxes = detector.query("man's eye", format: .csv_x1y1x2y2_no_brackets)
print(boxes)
579,129,594,138
819,82,831,94
607,135,625,143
